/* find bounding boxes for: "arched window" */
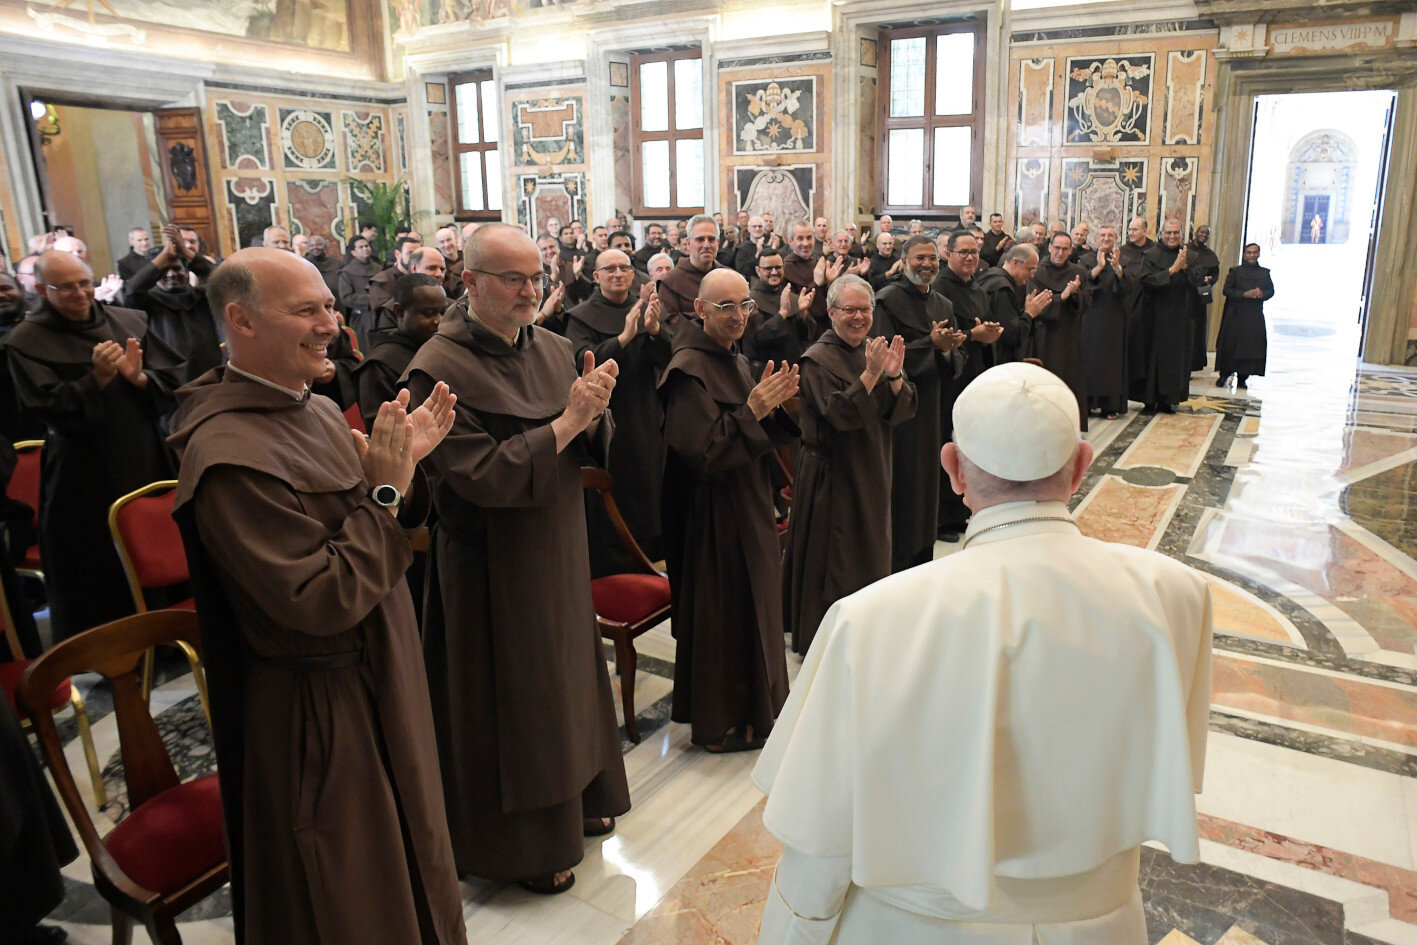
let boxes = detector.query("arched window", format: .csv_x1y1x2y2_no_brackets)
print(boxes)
1281,129,1357,245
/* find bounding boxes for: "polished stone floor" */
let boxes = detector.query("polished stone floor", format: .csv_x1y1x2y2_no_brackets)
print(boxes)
34,310,1417,944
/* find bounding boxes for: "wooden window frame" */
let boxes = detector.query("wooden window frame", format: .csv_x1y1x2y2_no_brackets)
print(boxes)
876,22,986,218
449,70,501,222
629,48,705,218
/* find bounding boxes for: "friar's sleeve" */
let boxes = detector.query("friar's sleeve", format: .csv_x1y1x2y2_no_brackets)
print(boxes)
881,377,918,425
758,847,853,945
661,371,777,475
404,367,564,508
1259,271,1276,302
356,360,399,432
565,317,624,367
1140,253,1174,289
1221,268,1243,301
192,464,414,636
990,285,1028,353
800,359,876,434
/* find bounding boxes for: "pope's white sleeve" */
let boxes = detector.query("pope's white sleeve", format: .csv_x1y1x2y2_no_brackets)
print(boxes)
757,846,853,945
1188,586,1214,793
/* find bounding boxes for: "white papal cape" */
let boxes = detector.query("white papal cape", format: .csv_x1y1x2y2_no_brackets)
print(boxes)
752,500,1213,945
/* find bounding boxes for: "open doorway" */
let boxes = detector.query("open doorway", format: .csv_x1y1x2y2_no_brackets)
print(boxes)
1241,89,1397,366
21,96,169,279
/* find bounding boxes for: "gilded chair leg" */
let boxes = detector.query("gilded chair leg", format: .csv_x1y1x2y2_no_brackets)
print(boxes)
70,687,105,807
110,906,134,945
174,640,213,732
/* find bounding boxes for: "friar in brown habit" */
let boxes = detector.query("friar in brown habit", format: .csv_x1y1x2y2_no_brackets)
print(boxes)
168,248,466,945
782,274,916,655
402,223,630,895
564,250,673,571
1,250,185,641
1026,232,1092,429
656,215,726,320
659,269,798,752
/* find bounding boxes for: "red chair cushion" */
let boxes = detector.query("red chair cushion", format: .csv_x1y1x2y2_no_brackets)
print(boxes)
343,401,367,434
114,492,188,589
21,545,40,570
0,659,72,716
7,448,40,529
105,774,225,896
591,573,670,625
171,598,197,612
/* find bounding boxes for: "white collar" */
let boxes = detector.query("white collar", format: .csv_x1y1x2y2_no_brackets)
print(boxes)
226,362,309,400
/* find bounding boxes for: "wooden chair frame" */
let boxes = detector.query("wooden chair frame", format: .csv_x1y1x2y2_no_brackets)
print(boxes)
107,480,211,727
1,584,104,806
19,610,228,945
582,467,671,743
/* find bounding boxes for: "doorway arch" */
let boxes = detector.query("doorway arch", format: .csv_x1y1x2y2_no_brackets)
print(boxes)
1281,129,1357,245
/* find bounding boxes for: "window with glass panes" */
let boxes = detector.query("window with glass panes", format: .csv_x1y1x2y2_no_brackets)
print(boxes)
630,49,705,216
449,71,502,220
877,24,984,216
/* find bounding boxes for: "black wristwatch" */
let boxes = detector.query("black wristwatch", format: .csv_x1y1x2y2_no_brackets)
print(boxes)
370,484,404,510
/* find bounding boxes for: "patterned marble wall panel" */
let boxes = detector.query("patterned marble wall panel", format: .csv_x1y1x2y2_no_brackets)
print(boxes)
503,83,589,226
212,100,272,171
203,89,399,256
1159,156,1198,230
428,110,453,216
225,177,279,252
0,164,17,264
1005,32,1218,233
718,56,831,219
391,107,410,178
856,69,877,218
1063,54,1153,145
731,77,816,154
1016,158,1050,227
610,93,632,217
516,172,585,238
1060,158,1147,231
733,166,815,224
510,94,585,167
342,110,387,174
286,178,343,240
279,107,341,172
1018,58,1054,148
1163,50,1207,145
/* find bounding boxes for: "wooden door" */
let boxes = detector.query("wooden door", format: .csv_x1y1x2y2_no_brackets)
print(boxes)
154,107,218,254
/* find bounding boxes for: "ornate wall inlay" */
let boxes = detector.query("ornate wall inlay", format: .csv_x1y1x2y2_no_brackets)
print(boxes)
517,172,585,236
731,77,816,154
1064,55,1153,144
342,110,386,174
1059,158,1147,231
1018,58,1054,148
512,96,584,167
213,100,271,171
1163,50,1206,145
734,166,814,224
1016,157,1050,226
279,108,338,171
224,176,277,251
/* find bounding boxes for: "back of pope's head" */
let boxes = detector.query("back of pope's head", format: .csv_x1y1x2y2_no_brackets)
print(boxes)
950,362,1086,493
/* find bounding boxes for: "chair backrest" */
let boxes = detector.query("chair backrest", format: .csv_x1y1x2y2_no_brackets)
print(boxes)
8,440,42,529
20,611,203,860
581,467,661,576
343,401,367,434
109,481,187,609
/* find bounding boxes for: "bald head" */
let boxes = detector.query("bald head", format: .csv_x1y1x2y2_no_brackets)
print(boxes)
697,267,748,302
463,222,537,272
52,236,88,261
36,249,94,320
210,247,338,389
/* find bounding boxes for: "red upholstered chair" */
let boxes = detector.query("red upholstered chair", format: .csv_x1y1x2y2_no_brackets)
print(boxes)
582,467,671,743
108,481,210,723
8,439,43,576
1,578,104,806
20,610,228,945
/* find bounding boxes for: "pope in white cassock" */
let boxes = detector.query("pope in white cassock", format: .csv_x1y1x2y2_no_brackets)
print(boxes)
752,361,1213,945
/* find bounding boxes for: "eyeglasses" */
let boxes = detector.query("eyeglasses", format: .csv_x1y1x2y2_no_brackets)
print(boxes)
470,268,545,292
596,264,633,274
703,299,758,316
832,305,873,316
45,279,94,294
952,250,979,257
758,265,784,272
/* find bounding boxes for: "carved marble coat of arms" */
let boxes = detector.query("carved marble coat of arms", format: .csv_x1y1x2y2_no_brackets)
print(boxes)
739,81,810,152
1066,58,1151,143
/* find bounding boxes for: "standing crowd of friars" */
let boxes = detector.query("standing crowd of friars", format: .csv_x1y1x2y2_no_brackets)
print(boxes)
0,198,1261,943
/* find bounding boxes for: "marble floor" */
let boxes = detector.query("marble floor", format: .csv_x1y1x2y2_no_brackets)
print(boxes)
32,310,1417,944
